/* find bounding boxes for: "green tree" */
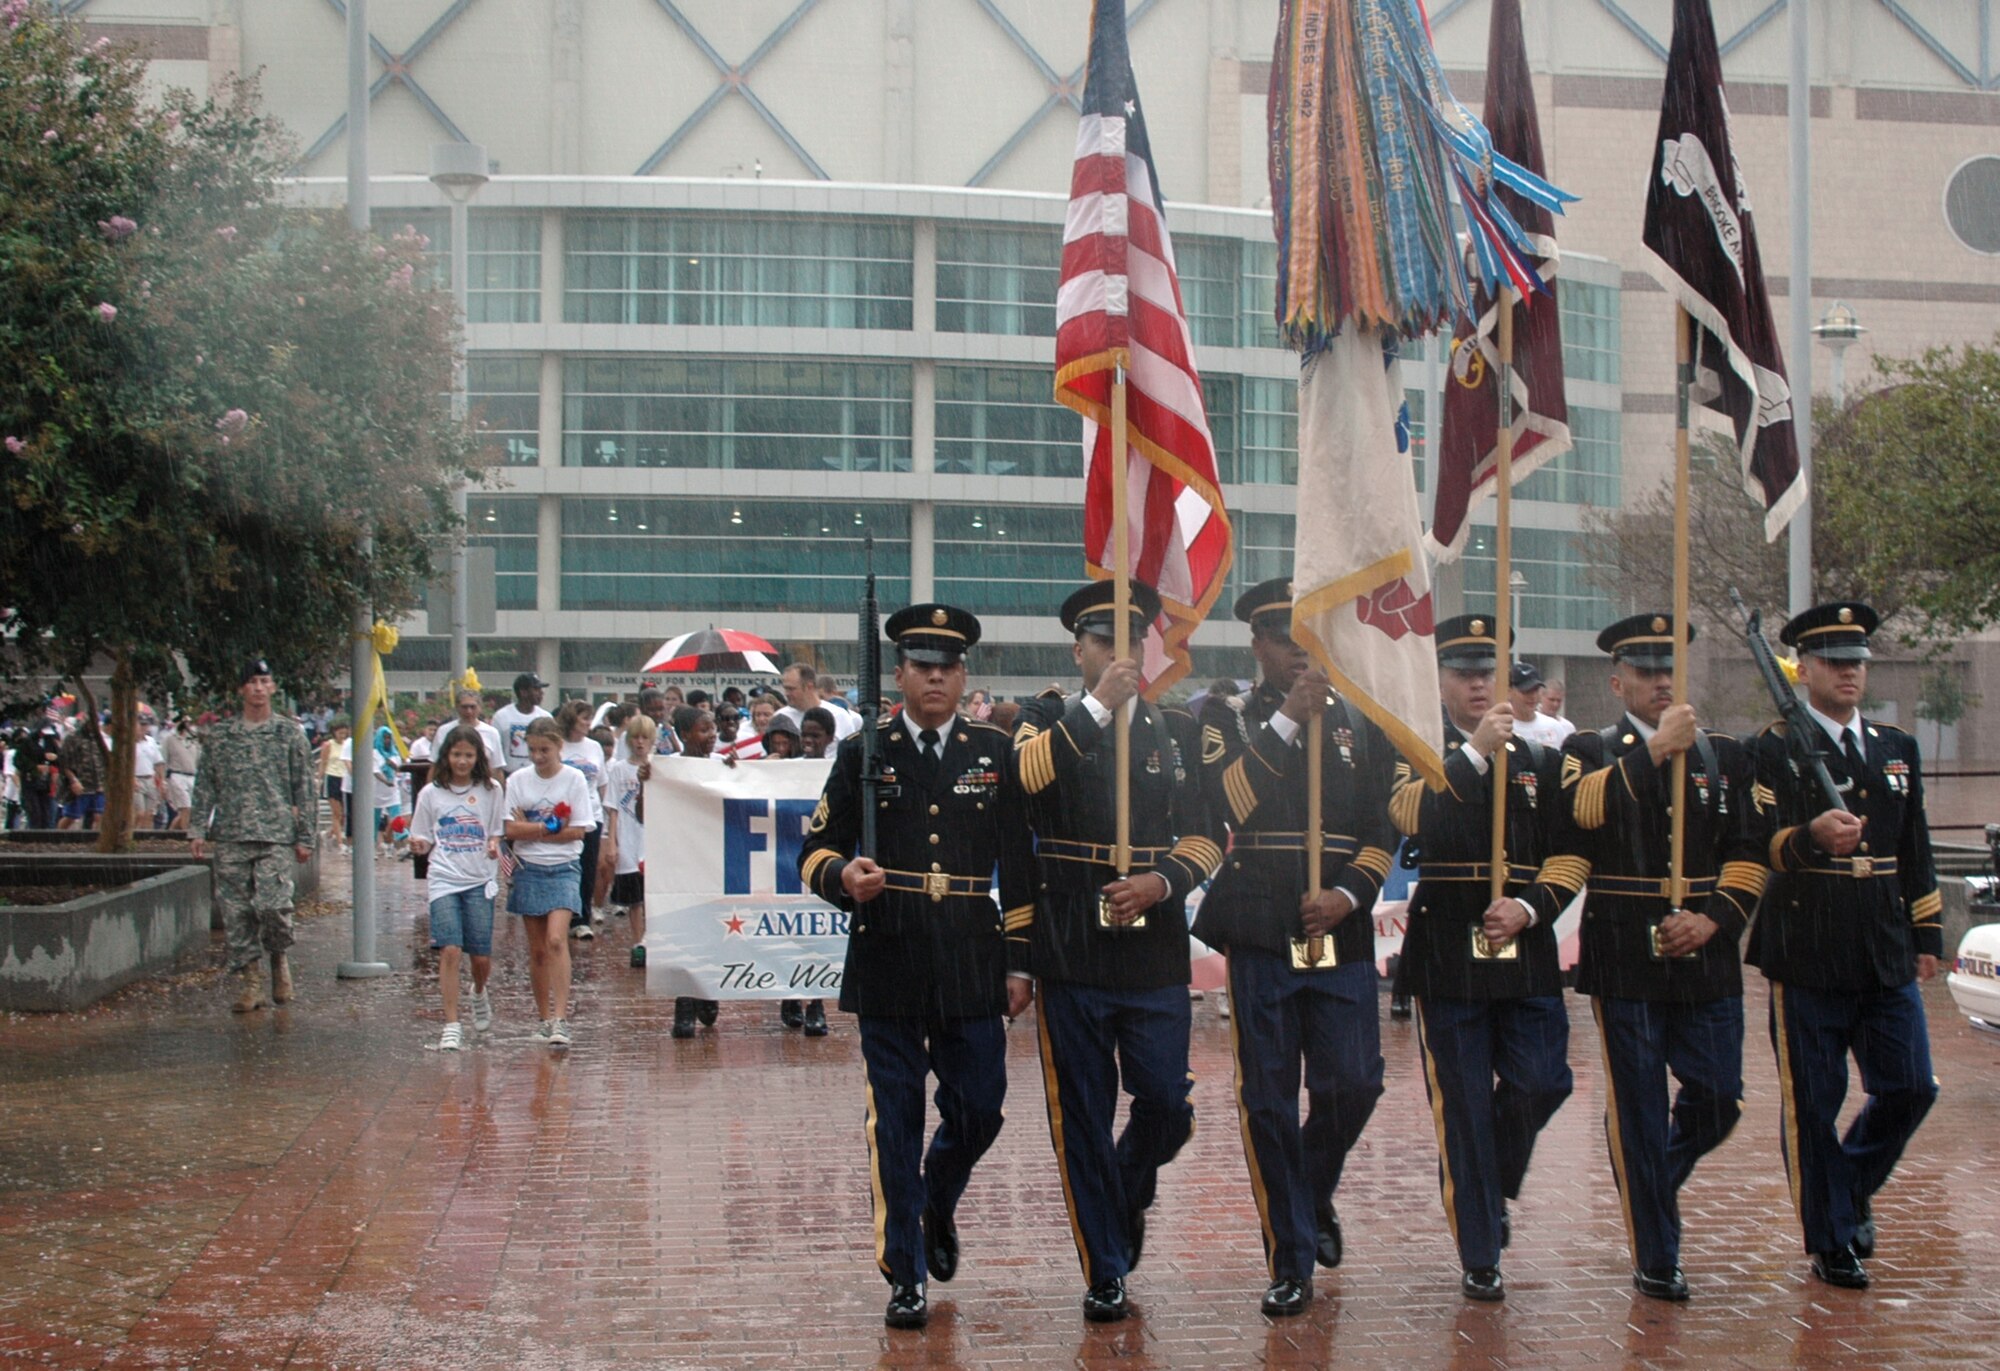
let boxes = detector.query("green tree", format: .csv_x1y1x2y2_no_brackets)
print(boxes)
0,5,487,848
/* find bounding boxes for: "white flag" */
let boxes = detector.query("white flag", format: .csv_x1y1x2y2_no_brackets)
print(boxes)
1291,328,1445,787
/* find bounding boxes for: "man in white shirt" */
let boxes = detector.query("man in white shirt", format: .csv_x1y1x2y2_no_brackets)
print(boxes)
454,689,507,776
1540,677,1577,745
775,662,861,740
1509,662,1570,749
490,672,552,776
132,713,165,830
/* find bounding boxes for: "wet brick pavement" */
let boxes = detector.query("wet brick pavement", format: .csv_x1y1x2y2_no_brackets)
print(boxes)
2,857,1999,1369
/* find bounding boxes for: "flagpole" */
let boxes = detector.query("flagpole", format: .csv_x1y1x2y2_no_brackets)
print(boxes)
1111,353,1132,878
1490,290,1516,907
1669,307,1692,908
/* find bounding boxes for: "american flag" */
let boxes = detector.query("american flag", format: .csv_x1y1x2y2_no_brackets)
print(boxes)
1054,0,1231,698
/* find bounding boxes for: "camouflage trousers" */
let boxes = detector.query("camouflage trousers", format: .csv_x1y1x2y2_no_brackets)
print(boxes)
214,841,297,970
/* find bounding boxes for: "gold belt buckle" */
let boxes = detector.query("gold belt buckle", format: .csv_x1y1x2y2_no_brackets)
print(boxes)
1290,935,1337,971
1097,893,1146,931
1471,927,1519,961
925,871,950,903
1850,855,1873,879
1648,920,1701,962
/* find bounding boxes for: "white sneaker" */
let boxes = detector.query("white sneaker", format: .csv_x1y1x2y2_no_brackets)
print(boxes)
533,1019,553,1042
438,1022,462,1051
547,1018,572,1047
571,923,595,941
469,989,493,1032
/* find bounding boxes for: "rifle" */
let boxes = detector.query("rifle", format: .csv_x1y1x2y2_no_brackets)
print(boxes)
858,534,883,860
1730,587,1846,815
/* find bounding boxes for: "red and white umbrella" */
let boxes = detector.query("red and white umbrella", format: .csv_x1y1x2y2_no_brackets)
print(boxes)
639,628,781,676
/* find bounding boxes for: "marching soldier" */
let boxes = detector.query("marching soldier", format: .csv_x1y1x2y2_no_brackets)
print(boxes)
798,605,1034,1331
1747,602,1942,1291
1392,614,1584,1302
1010,581,1223,1323
1562,614,1766,1302
1193,577,1397,1318
188,659,318,1013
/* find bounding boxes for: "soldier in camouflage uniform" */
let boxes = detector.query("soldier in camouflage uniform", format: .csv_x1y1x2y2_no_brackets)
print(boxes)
189,659,317,1012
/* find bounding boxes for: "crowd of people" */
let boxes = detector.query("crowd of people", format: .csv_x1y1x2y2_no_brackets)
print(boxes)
2,705,203,834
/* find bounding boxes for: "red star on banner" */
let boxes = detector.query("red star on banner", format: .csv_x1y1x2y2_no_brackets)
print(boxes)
721,914,746,937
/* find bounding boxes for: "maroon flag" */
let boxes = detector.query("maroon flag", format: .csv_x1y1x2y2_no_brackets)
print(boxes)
1641,0,1804,539
1428,0,1570,563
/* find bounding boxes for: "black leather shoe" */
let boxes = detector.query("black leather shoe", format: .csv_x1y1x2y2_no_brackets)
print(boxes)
1811,1247,1869,1290
1499,1208,1511,1250
780,999,804,1029
1315,1204,1343,1269
1389,992,1413,1020
923,1205,959,1283
1633,1266,1689,1302
1461,1267,1505,1302
1083,1277,1129,1322
1125,1203,1147,1273
671,998,697,1039
884,1283,928,1329
1851,1196,1876,1258
803,1000,828,1036
696,999,719,1027
1260,1277,1312,1317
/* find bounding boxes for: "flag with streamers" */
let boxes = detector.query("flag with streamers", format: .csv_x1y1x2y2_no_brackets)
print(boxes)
1055,0,1232,697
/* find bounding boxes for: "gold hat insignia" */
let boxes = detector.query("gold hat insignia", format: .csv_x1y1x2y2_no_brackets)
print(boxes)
931,608,948,626
1651,616,1667,633
1470,619,1486,636
1838,607,1854,624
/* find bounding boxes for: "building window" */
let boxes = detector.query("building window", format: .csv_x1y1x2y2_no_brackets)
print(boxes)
1516,405,1620,506
470,212,541,323
1460,525,1618,632
563,358,911,472
389,637,539,675
562,213,912,329
1226,511,1296,607
468,496,539,610
1224,376,1297,485
965,644,1083,680
560,498,910,613
1559,278,1620,385
935,366,1081,478
1241,239,1283,351
468,356,541,467
1176,235,1241,349
936,224,1061,336
559,640,660,674
934,504,1084,615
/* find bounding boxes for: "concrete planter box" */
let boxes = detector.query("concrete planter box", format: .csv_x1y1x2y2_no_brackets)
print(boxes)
0,864,212,1012
0,837,322,930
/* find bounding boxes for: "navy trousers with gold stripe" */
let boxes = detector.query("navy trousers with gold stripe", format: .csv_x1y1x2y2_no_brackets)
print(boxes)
856,1014,1007,1286
1414,995,1572,1270
1226,950,1384,1282
1035,981,1194,1286
1591,995,1743,1273
1769,979,1937,1256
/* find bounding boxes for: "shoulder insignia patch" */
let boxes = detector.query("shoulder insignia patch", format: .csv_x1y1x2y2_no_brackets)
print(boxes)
1201,724,1227,765
809,794,830,832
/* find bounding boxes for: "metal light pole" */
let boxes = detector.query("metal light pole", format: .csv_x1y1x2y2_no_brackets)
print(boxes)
1813,301,1865,408
340,0,389,979
1786,0,1814,617
430,143,489,691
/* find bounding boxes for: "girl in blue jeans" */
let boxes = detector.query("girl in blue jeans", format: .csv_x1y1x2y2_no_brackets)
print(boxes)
408,726,507,1051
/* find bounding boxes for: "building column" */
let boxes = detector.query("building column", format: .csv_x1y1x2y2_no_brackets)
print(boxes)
551,0,584,174
539,209,564,331
883,0,915,183
909,502,935,603
537,494,562,679
912,217,937,337
208,0,242,87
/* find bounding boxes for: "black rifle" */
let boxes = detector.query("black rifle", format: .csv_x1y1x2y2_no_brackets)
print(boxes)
1730,587,1846,814
859,535,883,859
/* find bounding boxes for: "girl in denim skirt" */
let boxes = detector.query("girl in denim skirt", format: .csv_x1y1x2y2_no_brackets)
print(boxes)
504,717,595,1048
408,725,505,1051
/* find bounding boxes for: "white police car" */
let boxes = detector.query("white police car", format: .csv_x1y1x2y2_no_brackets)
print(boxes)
1948,892,2000,1036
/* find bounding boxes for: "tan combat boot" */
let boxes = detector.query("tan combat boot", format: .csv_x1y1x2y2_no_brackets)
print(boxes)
270,954,294,1005
232,962,268,1013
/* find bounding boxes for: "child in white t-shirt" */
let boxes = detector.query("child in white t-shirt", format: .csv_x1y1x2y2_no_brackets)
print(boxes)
504,717,594,1047
604,715,655,969
408,724,506,1051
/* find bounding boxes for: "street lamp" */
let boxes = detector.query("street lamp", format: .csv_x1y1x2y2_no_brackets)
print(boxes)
430,142,490,689
1812,301,1866,407
1508,569,1529,660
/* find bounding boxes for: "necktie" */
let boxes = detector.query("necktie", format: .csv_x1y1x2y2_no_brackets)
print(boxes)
1843,729,1866,782
918,728,941,787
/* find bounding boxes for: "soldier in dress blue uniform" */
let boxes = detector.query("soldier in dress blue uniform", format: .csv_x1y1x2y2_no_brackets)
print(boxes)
1561,613,1767,1302
1010,580,1224,1323
1192,577,1397,1318
798,604,1034,1330
1390,613,1584,1302
1746,601,1943,1291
